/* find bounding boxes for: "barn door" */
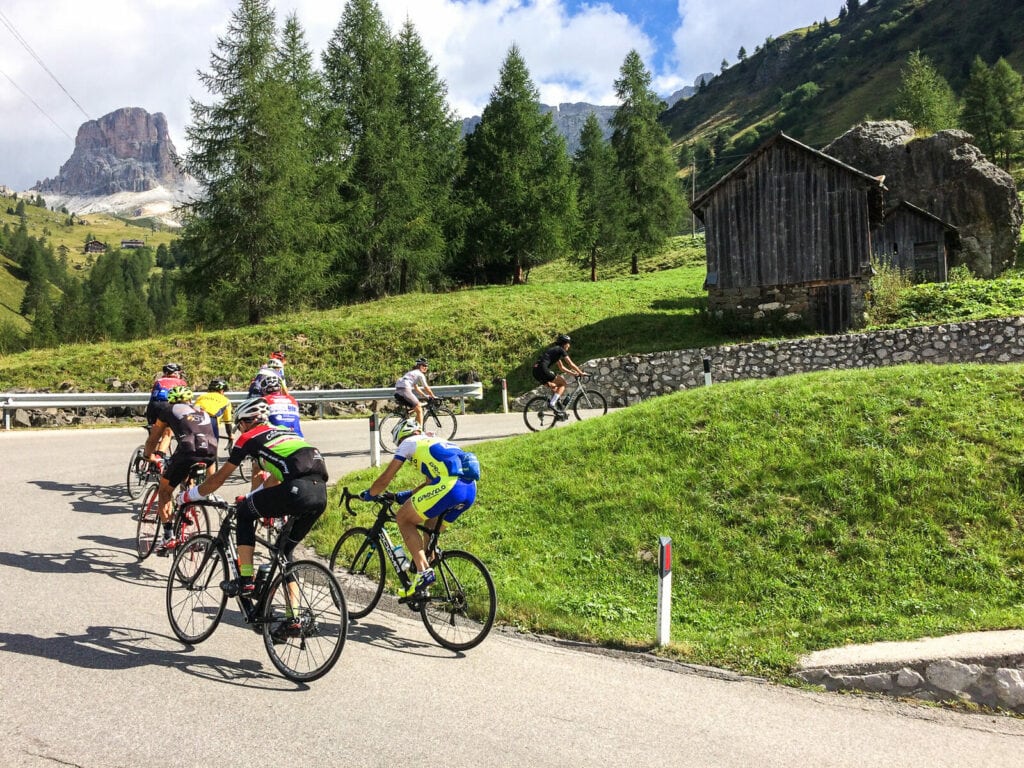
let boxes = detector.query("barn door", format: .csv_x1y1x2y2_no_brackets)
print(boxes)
913,241,941,282
812,285,852,334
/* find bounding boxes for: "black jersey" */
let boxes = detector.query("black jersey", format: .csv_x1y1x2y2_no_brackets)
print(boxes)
152,401,217,457
229,423,328,483
536,345,567,370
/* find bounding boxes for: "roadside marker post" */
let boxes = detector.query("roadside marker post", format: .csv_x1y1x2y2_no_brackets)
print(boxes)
501,378,509,414
703,357,712,387
369,412,380,467
657,536,672,647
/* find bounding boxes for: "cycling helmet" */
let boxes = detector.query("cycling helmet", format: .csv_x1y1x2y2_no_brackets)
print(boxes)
207,378,228,392
163,362,182,375
266,358,285,371
234,397,269,425
556,334,572,345
415,357,428,367
392,417,422,446
270,351,287,362
167,385,193,403
259,374,283,394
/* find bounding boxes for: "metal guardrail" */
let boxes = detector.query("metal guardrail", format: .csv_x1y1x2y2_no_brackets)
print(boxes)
0,383,484,430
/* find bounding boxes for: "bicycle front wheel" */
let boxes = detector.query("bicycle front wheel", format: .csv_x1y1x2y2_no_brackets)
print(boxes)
236,456,251,483
424,404,457,442
126,445,148,499
523,396,557,432
135,483,161,560
329,527,385,619
262,560,347,683
166,534,229,644
421,549,496,651
377,413,403,454
572,389,608,421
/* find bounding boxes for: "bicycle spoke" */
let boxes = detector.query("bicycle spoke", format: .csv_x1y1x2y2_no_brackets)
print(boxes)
329,527,385,619
166,535,228,644
420,550,496,651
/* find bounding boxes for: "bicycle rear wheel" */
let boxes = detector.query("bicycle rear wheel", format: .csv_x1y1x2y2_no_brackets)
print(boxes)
523,396,558,432
236,456,251,483
420,549,496,651
329,527,385,619
135,483,161,560
126,445,148,499
572,389,608,421
377,412,403,454
424,404,457,442
262,560,347,683
166,534,229,644
175,503,211,546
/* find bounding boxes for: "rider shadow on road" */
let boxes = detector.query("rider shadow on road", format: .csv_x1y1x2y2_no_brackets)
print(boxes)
29,479,130,517
0,624,301,690
0,543,164,591
345,617,465,659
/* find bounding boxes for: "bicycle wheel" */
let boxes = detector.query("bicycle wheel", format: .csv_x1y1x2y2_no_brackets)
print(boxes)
329,527,385,619
523,396,558,432
135,483,161,560
377,412,403,454
424,404,457,442
262,560,347,683
126,445,148,499
175,503,211,545
166,534,229,644
236,456,251,483
420,549,496,651
572,389,608,421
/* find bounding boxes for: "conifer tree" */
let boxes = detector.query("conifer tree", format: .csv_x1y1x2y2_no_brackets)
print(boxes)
459,45,574,284
894,50,959,132
989,58,1024,169
610,50,681,274
571,113,626,281
962,56,1001,159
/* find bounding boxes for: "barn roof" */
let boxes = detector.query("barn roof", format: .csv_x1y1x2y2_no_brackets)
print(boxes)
882,200,958,232
691,132,886,213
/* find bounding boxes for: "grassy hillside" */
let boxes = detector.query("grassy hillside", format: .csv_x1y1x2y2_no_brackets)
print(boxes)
310,363,1024,677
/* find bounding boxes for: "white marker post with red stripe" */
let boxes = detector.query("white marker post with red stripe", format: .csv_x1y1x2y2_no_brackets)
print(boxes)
657,536,672,646
369,412,380,467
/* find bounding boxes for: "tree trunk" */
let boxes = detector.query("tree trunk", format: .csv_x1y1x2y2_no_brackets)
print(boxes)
400,259,408,294
590,247,597,282
512,255,524,285
631,253,639,274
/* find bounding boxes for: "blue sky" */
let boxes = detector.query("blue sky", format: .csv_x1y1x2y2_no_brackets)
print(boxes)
0,0,841,191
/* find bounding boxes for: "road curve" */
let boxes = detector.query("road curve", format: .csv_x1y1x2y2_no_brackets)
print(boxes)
2,418,1024,767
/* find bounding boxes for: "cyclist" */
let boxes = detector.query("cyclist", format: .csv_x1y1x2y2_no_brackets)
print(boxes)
146,363,188,457
260,374,303,437
531,334,585,419
249,353,288,396
178,397,329,616
359,417,477,597
394,357,437,428
143,385,217,553
195,378,234,446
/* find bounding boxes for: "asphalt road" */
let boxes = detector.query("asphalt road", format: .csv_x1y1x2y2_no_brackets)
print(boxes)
3,417,1024,767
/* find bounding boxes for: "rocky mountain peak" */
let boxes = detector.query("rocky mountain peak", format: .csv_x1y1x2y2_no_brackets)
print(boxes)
34,107,186,196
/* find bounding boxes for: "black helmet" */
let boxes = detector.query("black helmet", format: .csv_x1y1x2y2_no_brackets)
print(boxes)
163,362,182,375
208,378,228,392
415,357,428,367
556,334,572,345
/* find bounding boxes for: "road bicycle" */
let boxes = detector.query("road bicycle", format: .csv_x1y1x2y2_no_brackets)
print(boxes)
217,434,250,483
165,498,347,682
125,427,175,499
135,461,212,561
523,373,608,432
329,487,496,651
377,397,458,454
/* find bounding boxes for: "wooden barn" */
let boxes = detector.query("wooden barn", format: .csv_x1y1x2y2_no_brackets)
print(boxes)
691,132,886,333
871,200,957,283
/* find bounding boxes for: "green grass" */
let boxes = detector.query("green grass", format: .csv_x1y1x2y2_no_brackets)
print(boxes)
309,362,1024,678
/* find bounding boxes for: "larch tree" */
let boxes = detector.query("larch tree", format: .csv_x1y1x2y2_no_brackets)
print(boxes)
893,50,959,133
571,112,627,281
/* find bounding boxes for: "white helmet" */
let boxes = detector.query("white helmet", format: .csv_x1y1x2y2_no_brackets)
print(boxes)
391,417,421,446
267,358,284,371
234,397,269,425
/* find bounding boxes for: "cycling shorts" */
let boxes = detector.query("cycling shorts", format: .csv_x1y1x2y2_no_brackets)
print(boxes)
410,477,476,523
394,389,421,408
236,476,327,550
163,452,214,490
532,364,556,384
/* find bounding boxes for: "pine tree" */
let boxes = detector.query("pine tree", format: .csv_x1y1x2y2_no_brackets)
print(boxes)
894,50,959,132
179,0,313,325
962,56,1001,159
990,58,1024,169
610,50,682,274
458,45,574,285
571,113,626,281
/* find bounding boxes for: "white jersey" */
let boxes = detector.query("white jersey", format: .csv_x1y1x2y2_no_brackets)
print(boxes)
395,368,427,391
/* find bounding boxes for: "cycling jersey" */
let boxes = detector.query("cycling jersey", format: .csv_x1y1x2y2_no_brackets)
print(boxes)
395,368,428,392
194,391,232,440
265,392,303,436
532,344,567,383
229,423,327,483
151,401,217,457
394,434,476,522
146,374,188,425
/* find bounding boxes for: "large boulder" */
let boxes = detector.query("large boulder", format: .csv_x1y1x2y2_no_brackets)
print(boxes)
826,121,1022,277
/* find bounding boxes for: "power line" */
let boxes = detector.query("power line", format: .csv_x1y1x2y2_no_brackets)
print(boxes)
0,64,74,140
0,8,91,121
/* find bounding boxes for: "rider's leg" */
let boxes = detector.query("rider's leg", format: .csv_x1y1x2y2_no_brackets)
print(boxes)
549,375,567,406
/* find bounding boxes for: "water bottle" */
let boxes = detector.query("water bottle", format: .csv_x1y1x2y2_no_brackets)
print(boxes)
394,543,411,572
253,564,271,595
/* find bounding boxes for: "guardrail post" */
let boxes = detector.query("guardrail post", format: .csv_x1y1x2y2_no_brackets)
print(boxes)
3,399,10,431
657,536,672,647
501,378,508,414
369,412,380,468
703,357,712,387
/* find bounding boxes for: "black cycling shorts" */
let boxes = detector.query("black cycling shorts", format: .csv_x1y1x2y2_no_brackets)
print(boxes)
532,364,556,384
164,451,214,489
237,476,328,553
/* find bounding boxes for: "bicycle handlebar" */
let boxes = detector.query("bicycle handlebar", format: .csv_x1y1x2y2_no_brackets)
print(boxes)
340,486,399,516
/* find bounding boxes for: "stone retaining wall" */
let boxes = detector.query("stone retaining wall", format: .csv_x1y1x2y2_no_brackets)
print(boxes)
516,315,1024,407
